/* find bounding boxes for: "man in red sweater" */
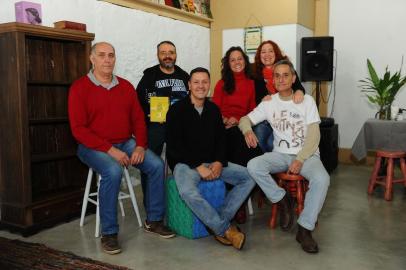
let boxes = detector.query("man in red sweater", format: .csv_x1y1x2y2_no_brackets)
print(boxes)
68,42,175,255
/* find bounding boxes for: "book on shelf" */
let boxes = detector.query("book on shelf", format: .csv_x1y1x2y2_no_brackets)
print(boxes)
180,0,195,12
165,0,174,7
201,0,212,18
193,0,202,16
54,20,87,31
150,97,170,123
172,0,181,9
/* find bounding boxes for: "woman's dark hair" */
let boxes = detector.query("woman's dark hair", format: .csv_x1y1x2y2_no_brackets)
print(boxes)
221,46,251,94
254,40,287,79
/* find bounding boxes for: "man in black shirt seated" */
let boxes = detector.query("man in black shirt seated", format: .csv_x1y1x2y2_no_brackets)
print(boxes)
166,67,256,250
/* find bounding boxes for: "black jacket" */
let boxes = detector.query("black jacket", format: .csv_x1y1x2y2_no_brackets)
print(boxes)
166,96,227,171
254,70,305,105
136,64,189,124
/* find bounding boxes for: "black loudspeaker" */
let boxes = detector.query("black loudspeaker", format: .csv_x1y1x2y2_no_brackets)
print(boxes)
301,36,334,82
319,123,338,174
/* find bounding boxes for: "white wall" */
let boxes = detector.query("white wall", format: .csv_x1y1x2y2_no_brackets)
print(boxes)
222,24,313,92
329,0,406,148
0,0,210,87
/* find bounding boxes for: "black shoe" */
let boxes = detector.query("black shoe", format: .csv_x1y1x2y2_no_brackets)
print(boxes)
278,193,294,231
296,224,319,253
101,234,121,255
144,220,176,239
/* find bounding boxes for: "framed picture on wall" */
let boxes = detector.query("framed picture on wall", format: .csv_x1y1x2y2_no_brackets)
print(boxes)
244,26,262,54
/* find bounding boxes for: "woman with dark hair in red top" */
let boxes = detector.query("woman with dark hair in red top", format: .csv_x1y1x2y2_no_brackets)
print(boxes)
253,40,306,152
213,46,262,165
212,46,262,224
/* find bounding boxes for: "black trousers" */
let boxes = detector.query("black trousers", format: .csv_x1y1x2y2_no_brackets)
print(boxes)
225,126,263,167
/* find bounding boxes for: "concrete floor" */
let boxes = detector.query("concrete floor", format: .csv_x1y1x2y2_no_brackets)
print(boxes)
1,164,405,270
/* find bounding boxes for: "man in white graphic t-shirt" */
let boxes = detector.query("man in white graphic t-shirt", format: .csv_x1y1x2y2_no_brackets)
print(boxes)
238,60,330,254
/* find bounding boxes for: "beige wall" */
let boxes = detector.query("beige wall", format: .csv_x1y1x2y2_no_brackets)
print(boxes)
313,0,329,116
210,0,319,93
298,0,315,29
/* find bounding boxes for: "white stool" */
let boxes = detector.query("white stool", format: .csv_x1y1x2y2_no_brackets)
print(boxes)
247,197,254,216
79,167,143,237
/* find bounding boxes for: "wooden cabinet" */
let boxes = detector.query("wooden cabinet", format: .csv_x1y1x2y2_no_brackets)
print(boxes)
0,23,94,236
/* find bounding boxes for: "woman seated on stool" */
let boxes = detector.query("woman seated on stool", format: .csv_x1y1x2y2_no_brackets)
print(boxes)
212,46,263,223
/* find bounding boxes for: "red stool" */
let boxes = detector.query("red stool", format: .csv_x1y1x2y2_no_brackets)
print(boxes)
367,150,406,201
269,172,308,229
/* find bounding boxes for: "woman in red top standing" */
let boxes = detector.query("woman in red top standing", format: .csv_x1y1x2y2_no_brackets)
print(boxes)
212,47,263,224
212,46,262,166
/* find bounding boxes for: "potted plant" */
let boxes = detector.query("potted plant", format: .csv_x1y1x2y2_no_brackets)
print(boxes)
359,58,406,119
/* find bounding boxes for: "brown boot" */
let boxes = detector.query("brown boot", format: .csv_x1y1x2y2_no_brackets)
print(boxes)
278,193,294,231
296,224,319,253
214,235,232,246
224,225,245,250
101,234,121,255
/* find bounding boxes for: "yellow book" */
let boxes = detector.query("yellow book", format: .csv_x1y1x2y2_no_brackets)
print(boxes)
150,96,170,123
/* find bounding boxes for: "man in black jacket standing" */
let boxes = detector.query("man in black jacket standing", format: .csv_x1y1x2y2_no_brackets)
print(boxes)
137,40,189,156
166,67,256,250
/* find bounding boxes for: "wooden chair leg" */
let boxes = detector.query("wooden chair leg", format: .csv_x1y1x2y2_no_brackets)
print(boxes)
400,158,406,188
384,158,394,201
257,190,265,209
269,203,278,228
269,177,282,229
296,180,304,214
368,156,382,194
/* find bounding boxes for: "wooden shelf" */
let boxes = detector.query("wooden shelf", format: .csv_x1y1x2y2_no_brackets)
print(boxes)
27,81,71,86
31,151,76,163
0,22,92,236
32,187,83,204
100,0,213,28
0,23,94,41
29,117,69,125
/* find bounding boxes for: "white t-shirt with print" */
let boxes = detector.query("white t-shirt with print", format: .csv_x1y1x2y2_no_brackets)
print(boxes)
248,93,320,155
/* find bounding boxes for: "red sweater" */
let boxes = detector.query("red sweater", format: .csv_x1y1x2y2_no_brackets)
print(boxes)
68,76,147,152
212,72,256,120
263,67,277,94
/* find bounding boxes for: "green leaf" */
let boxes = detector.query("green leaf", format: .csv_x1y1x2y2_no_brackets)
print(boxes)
367,59,380,88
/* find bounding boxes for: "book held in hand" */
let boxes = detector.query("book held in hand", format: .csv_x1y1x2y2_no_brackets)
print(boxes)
150,97,170,123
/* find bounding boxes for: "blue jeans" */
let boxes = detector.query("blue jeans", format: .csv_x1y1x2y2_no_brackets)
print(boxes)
173,162,256,235
247,152,330,230
253,121,274,152
77,138,165,235
140,123,166,209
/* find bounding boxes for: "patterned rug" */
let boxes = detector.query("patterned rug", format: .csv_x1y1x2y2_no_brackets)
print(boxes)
0,237,132,270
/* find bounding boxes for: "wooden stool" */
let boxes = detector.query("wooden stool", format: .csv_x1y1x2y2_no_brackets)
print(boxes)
367,150,406,201
269,172,308,229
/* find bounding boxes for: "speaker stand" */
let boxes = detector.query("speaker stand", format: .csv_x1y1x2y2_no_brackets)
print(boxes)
316,81,321,110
